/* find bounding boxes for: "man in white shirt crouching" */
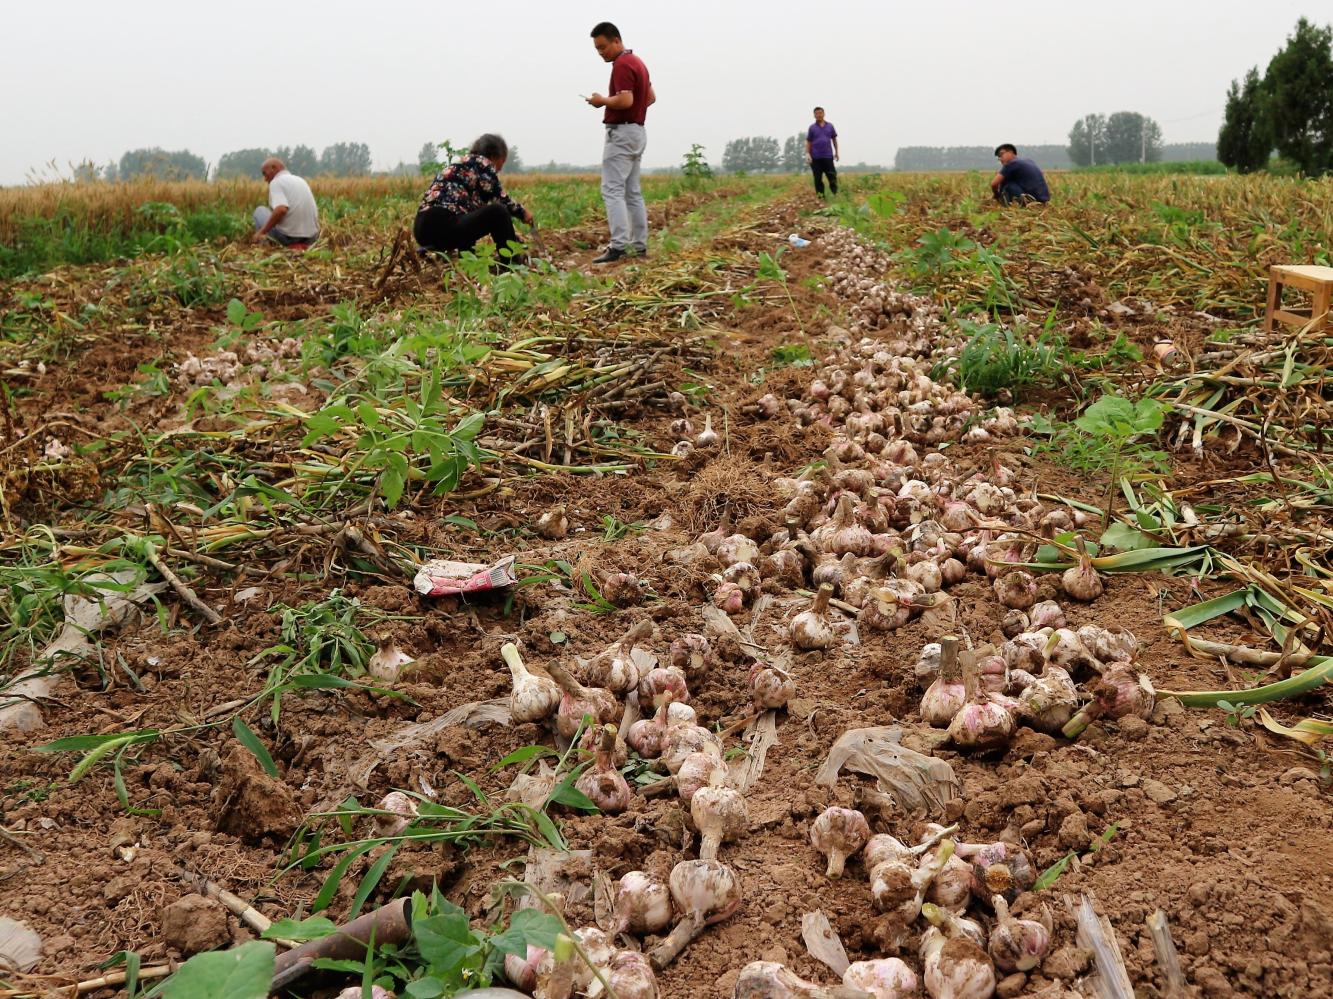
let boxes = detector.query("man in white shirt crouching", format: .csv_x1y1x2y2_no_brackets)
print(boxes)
252,157,319,247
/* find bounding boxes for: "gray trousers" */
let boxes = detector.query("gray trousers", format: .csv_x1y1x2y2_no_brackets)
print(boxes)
253,206,318,245
601,124,647,251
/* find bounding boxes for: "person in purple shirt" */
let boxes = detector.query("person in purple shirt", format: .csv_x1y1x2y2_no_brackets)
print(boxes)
991,144,1051,205
806,107,839,196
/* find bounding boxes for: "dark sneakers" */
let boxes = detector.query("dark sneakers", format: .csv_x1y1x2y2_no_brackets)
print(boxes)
592,246,627,264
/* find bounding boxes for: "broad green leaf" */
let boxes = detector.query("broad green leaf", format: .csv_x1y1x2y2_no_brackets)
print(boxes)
489,908,564,956
261,915,338,942
1100,521,1154,553
163,941,274,999
231,717,279,778
492,744,557,769
547,780,599,812
225,298,247,326
405,979,448,998
413,907,480,972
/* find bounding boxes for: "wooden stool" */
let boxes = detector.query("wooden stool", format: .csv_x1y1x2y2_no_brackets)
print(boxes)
1264,264,1333,333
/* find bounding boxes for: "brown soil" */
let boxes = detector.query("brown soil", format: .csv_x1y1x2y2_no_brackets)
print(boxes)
1,183,1330,999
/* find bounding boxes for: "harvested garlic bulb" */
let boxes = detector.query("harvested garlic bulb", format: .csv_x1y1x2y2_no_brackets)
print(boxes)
696,414,719,447
535,504,569,539
921,636,966,728
602,571,644,607
647,859,741,969
627,692,674,758
809,806,870,878
691,772,748,860
1061,539,1103,601
660,723,723,776
639,665,690,705
676,751,726,804
791,584,836,651
546,661,620,741
610,871,673,936
575,724,632,814
607,950,659,999
372,791,418,837
842,957,919,999
670,633,714,678
734,960,872,998
501,643,561,724
920,904,996,999
947,654,1015,753
993,570,1037,610
714,580,746,614
988,895,1052,972
1017,665,1079,735
717,534,761,567
1063,662,1155,738
750,662,795,710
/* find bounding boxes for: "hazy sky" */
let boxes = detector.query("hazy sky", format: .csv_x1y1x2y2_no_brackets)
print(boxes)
1,0,1320,184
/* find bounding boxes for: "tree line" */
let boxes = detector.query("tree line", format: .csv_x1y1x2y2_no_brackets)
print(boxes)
1218,17,1333,174
893,141,1215,172
72,141,437,182
1066,112,1163,166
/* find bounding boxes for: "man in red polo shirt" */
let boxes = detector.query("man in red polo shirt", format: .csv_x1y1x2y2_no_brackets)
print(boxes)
586,21,655,264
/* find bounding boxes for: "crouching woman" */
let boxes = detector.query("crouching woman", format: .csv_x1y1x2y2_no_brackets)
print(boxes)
414,134,532,264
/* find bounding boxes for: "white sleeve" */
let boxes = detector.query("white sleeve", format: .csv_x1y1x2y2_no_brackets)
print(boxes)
269,176,292,209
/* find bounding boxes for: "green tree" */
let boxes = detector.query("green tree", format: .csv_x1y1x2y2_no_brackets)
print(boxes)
1263,17,1333,175
1103,112,1163,163
216,147,270,179
276,144,319,176
1217,67,1272,173
782,132,806,172
118,148,208,180
318,141,372,176
418,140,440,170
1067,114,1107,167
722,136,781,173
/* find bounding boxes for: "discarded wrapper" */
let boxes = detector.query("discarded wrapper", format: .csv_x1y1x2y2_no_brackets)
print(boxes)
414,555,518,597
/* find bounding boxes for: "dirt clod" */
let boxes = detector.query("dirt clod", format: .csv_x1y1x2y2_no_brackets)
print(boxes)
160,893,230,955
212,745,300,843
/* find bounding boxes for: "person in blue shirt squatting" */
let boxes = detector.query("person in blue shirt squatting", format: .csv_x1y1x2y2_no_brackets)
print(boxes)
991,144,1051,206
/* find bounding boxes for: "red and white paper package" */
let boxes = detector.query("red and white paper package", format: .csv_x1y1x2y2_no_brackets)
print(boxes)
413,555,519,598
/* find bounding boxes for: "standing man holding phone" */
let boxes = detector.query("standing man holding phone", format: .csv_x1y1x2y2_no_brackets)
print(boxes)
806,107,839,197
586,21,655,264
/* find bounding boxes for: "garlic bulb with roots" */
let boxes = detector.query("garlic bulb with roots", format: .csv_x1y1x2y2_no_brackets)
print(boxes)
1028,599,1066,630
1076,623,1138,663
1063,662,1155,738
545,661,620,741
602,571,644,607
698,517,732,555
733,961,877,999
764,549,808,589
792,584,836,651
718,534,762,567
914,641,942,690
1061,539,1104,602
610,871,673,936
750,662,795,710
993,570,1037,610
988,895,1053,972
1042,628,1099,675
1017,665,1079,734
691,772,748,861
627,692,674,758
367,637,414,683
953,841,1035,905
677,750,726,804
809,806,871,878
608,950,659,999
639,665,690,705
696,414,719,447
947,655,1016,752
713,580,746,614
647,859,741,969
869,839,954,922
926,853,974,912
920,906,996,999
372,791,418,837
921,636,966,727
670,633,714,679
999,609,1029,639
535,504,569,540
584,621,653,695
842,958,919,999
660,723,723,775
575,725,632,814
814,495,874,556
501,643,561,724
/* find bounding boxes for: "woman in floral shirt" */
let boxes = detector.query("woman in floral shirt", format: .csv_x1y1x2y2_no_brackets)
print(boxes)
413,134,533,263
